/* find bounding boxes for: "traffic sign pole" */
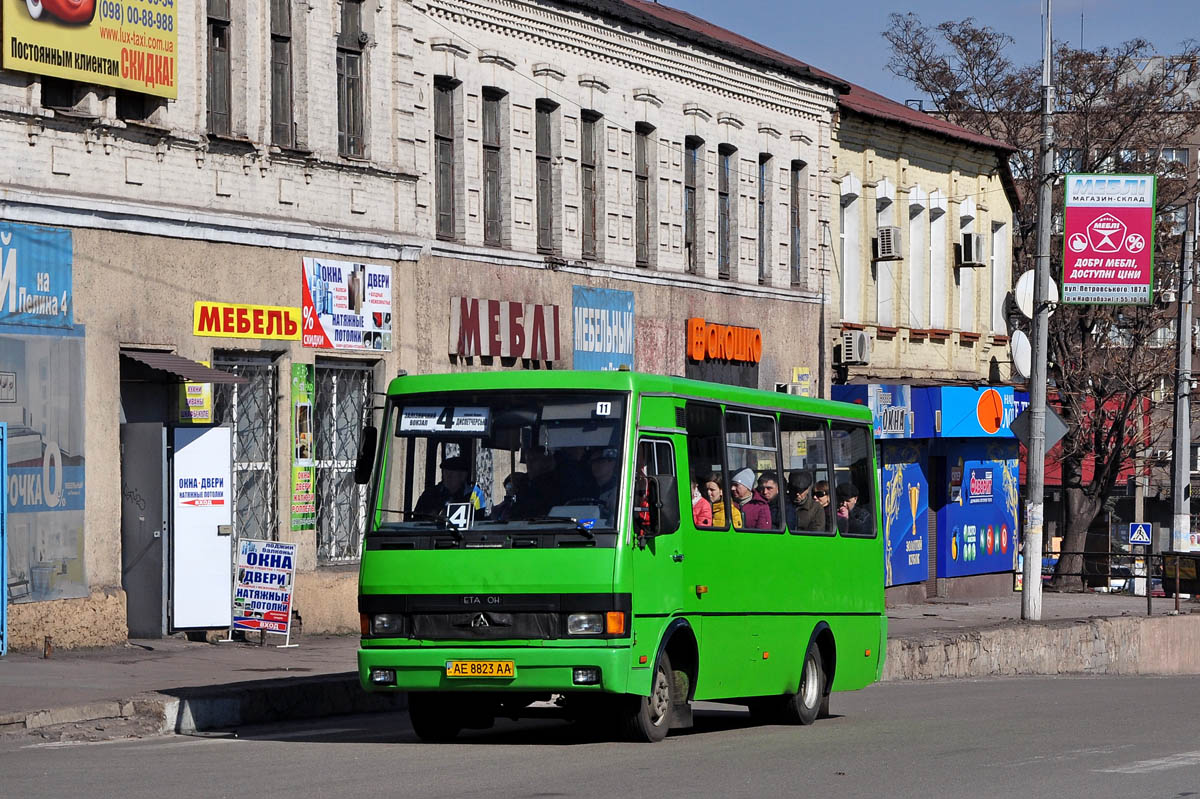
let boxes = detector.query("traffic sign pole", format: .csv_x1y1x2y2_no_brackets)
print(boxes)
1023,0,1054,622
1172,199,1194,552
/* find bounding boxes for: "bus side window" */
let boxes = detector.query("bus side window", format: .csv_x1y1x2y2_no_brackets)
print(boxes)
781,415,833,534
724,410,783,532
831,423,877,537
685,403,729,530
636,438,678,535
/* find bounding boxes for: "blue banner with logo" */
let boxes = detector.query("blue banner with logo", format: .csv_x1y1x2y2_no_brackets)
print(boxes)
879,441,928,586
939,444,1019,578
0,223,73,330
571,286,634,371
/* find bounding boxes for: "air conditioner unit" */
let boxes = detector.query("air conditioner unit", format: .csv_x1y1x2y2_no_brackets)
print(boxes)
839,330,871,366
1154,449,1173,461
1159,289,1178,304
957,232,985,267
875,226,903,260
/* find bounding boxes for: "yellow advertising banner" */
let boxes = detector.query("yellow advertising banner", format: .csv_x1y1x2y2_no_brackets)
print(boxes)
177,360,213,424
193,302,302,341
2,0,177,98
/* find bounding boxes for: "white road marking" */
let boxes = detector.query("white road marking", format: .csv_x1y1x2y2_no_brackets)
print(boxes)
1098,750,1200,774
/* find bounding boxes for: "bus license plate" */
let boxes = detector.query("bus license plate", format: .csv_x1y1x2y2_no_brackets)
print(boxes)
445,660,516,678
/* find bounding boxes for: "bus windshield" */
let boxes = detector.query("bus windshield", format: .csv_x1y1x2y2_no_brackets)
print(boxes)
375,390,628,533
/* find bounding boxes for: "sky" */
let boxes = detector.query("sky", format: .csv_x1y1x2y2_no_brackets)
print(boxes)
670,0,1194,102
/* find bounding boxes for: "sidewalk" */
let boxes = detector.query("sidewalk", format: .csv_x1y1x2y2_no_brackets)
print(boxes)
1,592,1196,743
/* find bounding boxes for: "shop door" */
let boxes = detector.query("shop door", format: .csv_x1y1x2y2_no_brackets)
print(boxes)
120,423,168,638
170,426,233,630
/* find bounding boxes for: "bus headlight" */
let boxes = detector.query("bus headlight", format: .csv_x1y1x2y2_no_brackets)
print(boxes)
372,613,404,636
567,613,604,634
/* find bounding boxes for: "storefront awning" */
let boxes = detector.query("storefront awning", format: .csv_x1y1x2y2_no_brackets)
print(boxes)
119,349,247,384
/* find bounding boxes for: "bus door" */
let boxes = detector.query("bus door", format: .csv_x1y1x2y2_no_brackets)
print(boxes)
630,437,684,631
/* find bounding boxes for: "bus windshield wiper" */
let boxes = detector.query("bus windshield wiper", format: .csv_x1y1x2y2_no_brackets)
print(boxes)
373,509,459,538
518,516,596,539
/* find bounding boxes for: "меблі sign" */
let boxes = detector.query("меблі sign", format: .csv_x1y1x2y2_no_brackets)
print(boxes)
1061,174,1156,305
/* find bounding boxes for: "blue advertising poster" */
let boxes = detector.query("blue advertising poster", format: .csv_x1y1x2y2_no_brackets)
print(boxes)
830,384,914,439
879,441,927,586
938,386,1027,439
571,286,634,371
938,443,1020,578
0,223,73,330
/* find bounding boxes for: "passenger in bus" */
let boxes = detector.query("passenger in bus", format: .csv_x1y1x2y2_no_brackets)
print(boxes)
836,482,873,535
813,480,833,530
757,470,782,528
786,470,825,531
510,446,558,518
588,447,621,514
491,472,530,522
414,455,475,516
702,472,742,529
730,468,772,530
691,476,713,527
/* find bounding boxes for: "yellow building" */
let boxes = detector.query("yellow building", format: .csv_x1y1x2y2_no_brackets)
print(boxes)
832,85,1019,384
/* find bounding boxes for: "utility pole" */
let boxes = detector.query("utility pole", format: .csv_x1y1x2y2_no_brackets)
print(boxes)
1172,199,1194,552
1023,0,1055,621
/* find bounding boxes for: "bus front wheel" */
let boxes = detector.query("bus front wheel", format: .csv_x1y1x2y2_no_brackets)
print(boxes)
619,651,675,742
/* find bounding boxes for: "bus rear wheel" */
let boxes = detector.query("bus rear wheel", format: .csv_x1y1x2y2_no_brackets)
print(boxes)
619,651,674,742
408,692,463,743
780,641,825,725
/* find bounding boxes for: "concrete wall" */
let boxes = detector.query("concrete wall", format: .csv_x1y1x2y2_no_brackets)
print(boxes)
884,614,1200,680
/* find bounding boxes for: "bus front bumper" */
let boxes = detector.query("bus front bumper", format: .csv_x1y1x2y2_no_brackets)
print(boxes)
358,644,633,694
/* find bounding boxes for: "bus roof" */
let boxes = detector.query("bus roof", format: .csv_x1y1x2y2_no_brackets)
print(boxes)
385,370,872,423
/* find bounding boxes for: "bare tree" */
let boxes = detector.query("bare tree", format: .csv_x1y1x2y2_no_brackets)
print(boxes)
885,14,1200,588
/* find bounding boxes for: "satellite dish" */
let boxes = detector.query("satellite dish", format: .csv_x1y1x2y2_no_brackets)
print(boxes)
1011,330,1032,379
1014,271,1060,319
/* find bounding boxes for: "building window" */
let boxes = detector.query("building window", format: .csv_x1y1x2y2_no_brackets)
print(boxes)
1056,148,1083,173
875,182,896,327
213,354,279,543
116,90,148,121
581,112,600,259
270,0,294,148
718,145,735,280
536,100,558,254
908,189,930,328
929,196,947,329
840,176,863,324
434,78,457,240
790,161,807,287
482,89,506,247
685,136,703,274
337,0,365,158
315,362,374,562
206,0,232,136
990,221,1009,334
758,154,771,284
635,124,654,267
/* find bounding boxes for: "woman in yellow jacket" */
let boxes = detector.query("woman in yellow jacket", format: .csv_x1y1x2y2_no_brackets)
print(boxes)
702,472,743,529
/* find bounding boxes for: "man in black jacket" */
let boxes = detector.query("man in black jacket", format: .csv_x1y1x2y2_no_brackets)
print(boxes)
786,470,826,531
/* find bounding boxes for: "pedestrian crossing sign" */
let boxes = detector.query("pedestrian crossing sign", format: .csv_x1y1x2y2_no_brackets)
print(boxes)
1129,522,1152,546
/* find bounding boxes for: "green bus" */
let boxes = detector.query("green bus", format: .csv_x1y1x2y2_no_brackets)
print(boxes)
355,370,885,742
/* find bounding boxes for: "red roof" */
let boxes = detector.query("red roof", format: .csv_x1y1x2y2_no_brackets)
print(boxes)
837,82,1016,154
563,0,1013,155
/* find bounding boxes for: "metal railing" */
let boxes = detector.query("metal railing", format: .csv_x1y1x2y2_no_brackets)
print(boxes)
1041,550,1200,614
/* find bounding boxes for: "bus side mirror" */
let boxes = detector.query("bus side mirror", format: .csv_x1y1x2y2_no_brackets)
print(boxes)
649,475,679,535
353,425,378,485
